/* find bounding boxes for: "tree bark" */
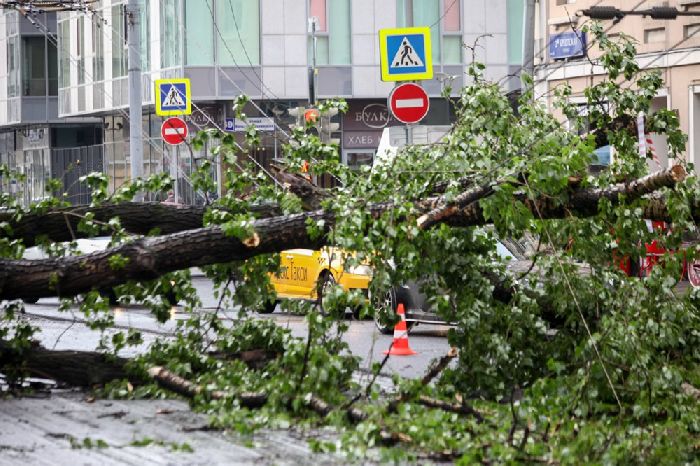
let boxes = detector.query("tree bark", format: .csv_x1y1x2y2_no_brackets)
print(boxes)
0,210,335,302
445,165,687,227
0,202,282,247
0,340,130,386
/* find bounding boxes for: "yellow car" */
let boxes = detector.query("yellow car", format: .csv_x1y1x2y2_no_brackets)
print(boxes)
261,248,372,313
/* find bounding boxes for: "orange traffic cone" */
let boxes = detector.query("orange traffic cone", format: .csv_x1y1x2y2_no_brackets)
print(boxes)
384,303,417,356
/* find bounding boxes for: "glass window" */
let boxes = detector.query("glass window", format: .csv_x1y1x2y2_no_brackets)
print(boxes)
160,0,182,68
47,41,58,95
22,37,47,96
412,0,440,62
58,20,70,88
112,5,127,77
310,0,327,32
506,0,524,65
216,0,260,66
7,36,20,98
328,0,350,65
684,23,700,40
442,0,460,32
644,28,665,44
92,15,104,81
308,0,350,66
185,0,214,65
396,0,462,64
140,1,150,70
77,16,85,84
442,0,461,64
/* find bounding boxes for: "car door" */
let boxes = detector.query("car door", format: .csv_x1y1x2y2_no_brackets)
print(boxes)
274,249,318,299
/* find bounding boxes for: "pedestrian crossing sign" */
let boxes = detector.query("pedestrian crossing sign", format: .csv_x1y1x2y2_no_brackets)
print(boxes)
379,26,432,82
155,78,192,116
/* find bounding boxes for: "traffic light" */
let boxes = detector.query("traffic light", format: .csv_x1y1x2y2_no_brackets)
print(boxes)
288,106,340,145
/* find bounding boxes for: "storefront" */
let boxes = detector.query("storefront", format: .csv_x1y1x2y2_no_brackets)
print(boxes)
341,100,398,169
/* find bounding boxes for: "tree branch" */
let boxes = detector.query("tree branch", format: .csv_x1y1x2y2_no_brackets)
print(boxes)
0,167,686,302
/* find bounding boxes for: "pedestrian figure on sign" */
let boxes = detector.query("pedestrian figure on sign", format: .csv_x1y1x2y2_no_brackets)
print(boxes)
164,86,185,107
397,42,416,66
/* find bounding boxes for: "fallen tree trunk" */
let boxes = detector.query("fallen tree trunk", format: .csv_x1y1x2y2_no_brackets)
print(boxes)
445,165,688,227
0,210,334,302
0,340,130,386
0,167,686,302
0,202,282,247
148,366,267,407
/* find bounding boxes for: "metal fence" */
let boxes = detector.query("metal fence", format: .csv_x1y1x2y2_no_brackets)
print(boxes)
51,144,105,205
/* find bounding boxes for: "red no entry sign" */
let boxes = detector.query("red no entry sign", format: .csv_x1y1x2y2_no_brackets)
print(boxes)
161,117,188,145
388,83,429,124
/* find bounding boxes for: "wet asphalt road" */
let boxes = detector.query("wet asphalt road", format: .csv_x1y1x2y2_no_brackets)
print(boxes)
22,277,452,380
2,277,454,465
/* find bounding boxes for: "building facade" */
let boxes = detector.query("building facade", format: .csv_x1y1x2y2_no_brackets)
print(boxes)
2,0,526,204
0,10,102,205
536,0,700,172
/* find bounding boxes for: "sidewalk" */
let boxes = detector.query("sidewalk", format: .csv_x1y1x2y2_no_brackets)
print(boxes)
0,391,343,466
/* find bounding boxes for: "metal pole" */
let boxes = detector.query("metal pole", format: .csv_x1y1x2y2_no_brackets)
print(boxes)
126,0,143,200
311,18,317,105
521,0,536,90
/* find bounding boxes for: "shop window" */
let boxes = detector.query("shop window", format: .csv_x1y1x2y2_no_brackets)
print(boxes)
308,0,351,66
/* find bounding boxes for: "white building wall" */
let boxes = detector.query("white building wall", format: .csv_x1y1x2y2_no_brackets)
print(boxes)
351,0,396,98
261,0,309,99
49,0,515,118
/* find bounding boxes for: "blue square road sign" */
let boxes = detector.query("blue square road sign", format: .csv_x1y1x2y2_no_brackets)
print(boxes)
154,78,192,116
379,27,433,82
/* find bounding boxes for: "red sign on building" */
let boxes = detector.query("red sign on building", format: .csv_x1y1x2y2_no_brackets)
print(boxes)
161,117,188,146
388,83,429,124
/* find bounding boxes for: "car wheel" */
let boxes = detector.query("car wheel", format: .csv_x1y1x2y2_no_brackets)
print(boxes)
688,259,700,289
163,290,178,306
257,299,278,314
317,272,336,314
99,288,120,306
374,288,398,335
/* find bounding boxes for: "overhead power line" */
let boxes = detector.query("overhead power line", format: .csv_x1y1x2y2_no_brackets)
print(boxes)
0,1,97,13
580,6,700,22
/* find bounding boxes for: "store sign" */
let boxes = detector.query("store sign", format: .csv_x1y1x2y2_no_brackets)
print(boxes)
225,117,275,132
187,105,220,129
344,101,396,131
549,32,586,60
343,131,382,149
20,127,48,149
